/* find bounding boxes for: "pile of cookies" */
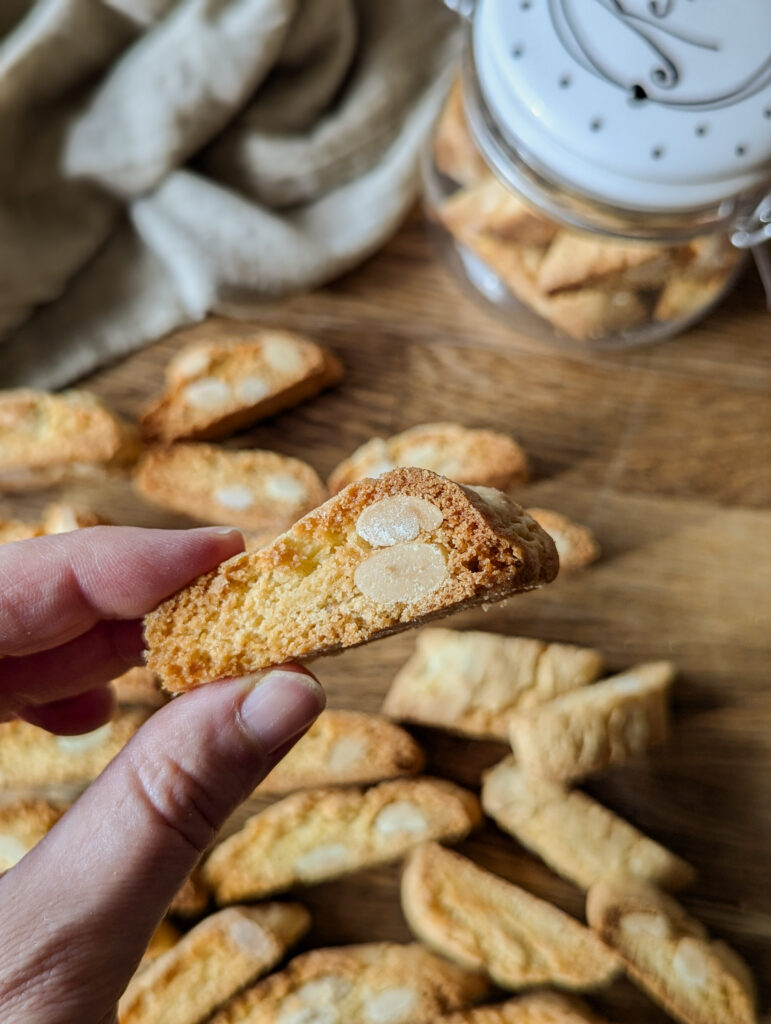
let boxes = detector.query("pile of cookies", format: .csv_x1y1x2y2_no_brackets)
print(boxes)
431,83,742,344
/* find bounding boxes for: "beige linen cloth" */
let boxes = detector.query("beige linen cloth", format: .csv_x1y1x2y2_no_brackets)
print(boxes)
0,0,458,387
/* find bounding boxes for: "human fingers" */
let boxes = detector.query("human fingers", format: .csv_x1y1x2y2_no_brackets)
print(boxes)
0,665,325,1024
0,525,244,657
18,686,117,736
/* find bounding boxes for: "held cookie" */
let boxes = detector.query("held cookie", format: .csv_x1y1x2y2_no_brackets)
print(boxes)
382,629,604,740
135,443,327,539
401,843,620,991
327,424,529,494
119,903,311,1024
210,942,490,1024
434,992,617,1023
482,757,695,892
0,709,150,787
526,510,600,571
0,800,66,872
586,879,756,1024
144,468,558,693
202,777,482,904
0,389,139,490
140,320,342,443
508,661,674,783
257,710,425,795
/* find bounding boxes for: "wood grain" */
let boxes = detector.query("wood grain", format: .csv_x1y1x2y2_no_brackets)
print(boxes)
2,208,770,1022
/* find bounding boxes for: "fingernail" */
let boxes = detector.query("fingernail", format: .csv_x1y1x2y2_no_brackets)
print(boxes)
239,669,325,755
199,526,246,545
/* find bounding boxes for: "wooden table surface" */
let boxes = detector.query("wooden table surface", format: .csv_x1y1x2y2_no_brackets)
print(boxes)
4,208,770,1022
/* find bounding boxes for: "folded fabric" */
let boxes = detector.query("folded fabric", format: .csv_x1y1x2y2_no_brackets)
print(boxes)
0,0,458,387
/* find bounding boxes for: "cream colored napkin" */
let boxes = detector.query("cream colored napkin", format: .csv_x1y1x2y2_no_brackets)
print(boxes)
0,0,457,387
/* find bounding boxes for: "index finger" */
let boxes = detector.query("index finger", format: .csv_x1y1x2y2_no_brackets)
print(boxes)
0,526,244,657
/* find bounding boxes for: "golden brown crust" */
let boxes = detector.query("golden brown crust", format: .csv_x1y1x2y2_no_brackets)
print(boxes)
0,799,67,872
433,82,490,187
482,757,695,892
0,709,149,787
586,879,756,1024
202,777,482,905
144,468,557,693
433,992,617,1023
0,389,139,489
134,442,327,533
256,709,425,795
401,843,620,991
526,509,600,571
120,903,311,1024
508,662,674,783
382,629,604,739
211,942,490,1024
328,423,529,494
140,320,342,443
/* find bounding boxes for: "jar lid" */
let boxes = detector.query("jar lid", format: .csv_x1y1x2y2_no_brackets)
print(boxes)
472,0,771,213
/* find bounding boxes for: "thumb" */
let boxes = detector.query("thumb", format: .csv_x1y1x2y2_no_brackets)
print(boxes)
0,666,325,1024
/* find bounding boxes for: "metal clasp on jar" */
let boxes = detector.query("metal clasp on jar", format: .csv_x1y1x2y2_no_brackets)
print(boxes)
730,193,771,310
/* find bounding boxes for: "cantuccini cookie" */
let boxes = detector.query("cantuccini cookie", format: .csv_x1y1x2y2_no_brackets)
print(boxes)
382,629,604,740
526,510,600,571
140,320,342,443
257,710,425,795
41,502,108,533
0,800,66,872
401,843,619,991
210,942,490,1024
135,443,326,540
437,178,559,248
482,757,695,892
202,777,481,904
119,903,311,1024
0,389,139,490
508,661,674,783
0,709,149,787
535,232,681,294
328,424,529,495
654,275,728,323
145,468,557,693
434,992,616,1023
586,879,756,1024
433,82,489,187
111,667,167,709
0,518,43,544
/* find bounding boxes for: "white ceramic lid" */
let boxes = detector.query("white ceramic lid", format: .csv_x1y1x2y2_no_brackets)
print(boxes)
473,0,771,213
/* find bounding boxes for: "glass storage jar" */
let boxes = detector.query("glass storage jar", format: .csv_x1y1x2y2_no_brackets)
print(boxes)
424,0,771,350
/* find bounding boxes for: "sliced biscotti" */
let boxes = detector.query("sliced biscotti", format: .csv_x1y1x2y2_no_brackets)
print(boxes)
402,843,619,991
145,468,558,693
135,442,327,539
257,709,425,795
211,942,490,1024
119,903,311,1024
586,879,756,1024
203,777,481,904
0,389,139,490
527,509,600,571
437,177,559,248
482,757,695,892
140,320,342,443
0,800,66,872
328,423,529,494
433,81,489,187
0,518,44,544
536,232,681,294
0,708,149,787
434,992,616,1023
382,629,604,740
508,661,674,783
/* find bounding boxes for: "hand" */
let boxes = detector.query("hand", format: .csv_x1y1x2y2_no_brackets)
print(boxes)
0,526,325,1024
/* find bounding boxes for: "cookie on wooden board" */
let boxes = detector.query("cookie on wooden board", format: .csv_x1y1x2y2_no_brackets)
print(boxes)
140,321,342,443
210,942,490,1024
401,843,620,991
482,757,695,892
256,709,425,795
382,629,604,740
202,777,481,905
432,991,617,1023
508,661,674,783
586,879,756,1024
144,468,558,693
328,423,529,494
119,903,310,1024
